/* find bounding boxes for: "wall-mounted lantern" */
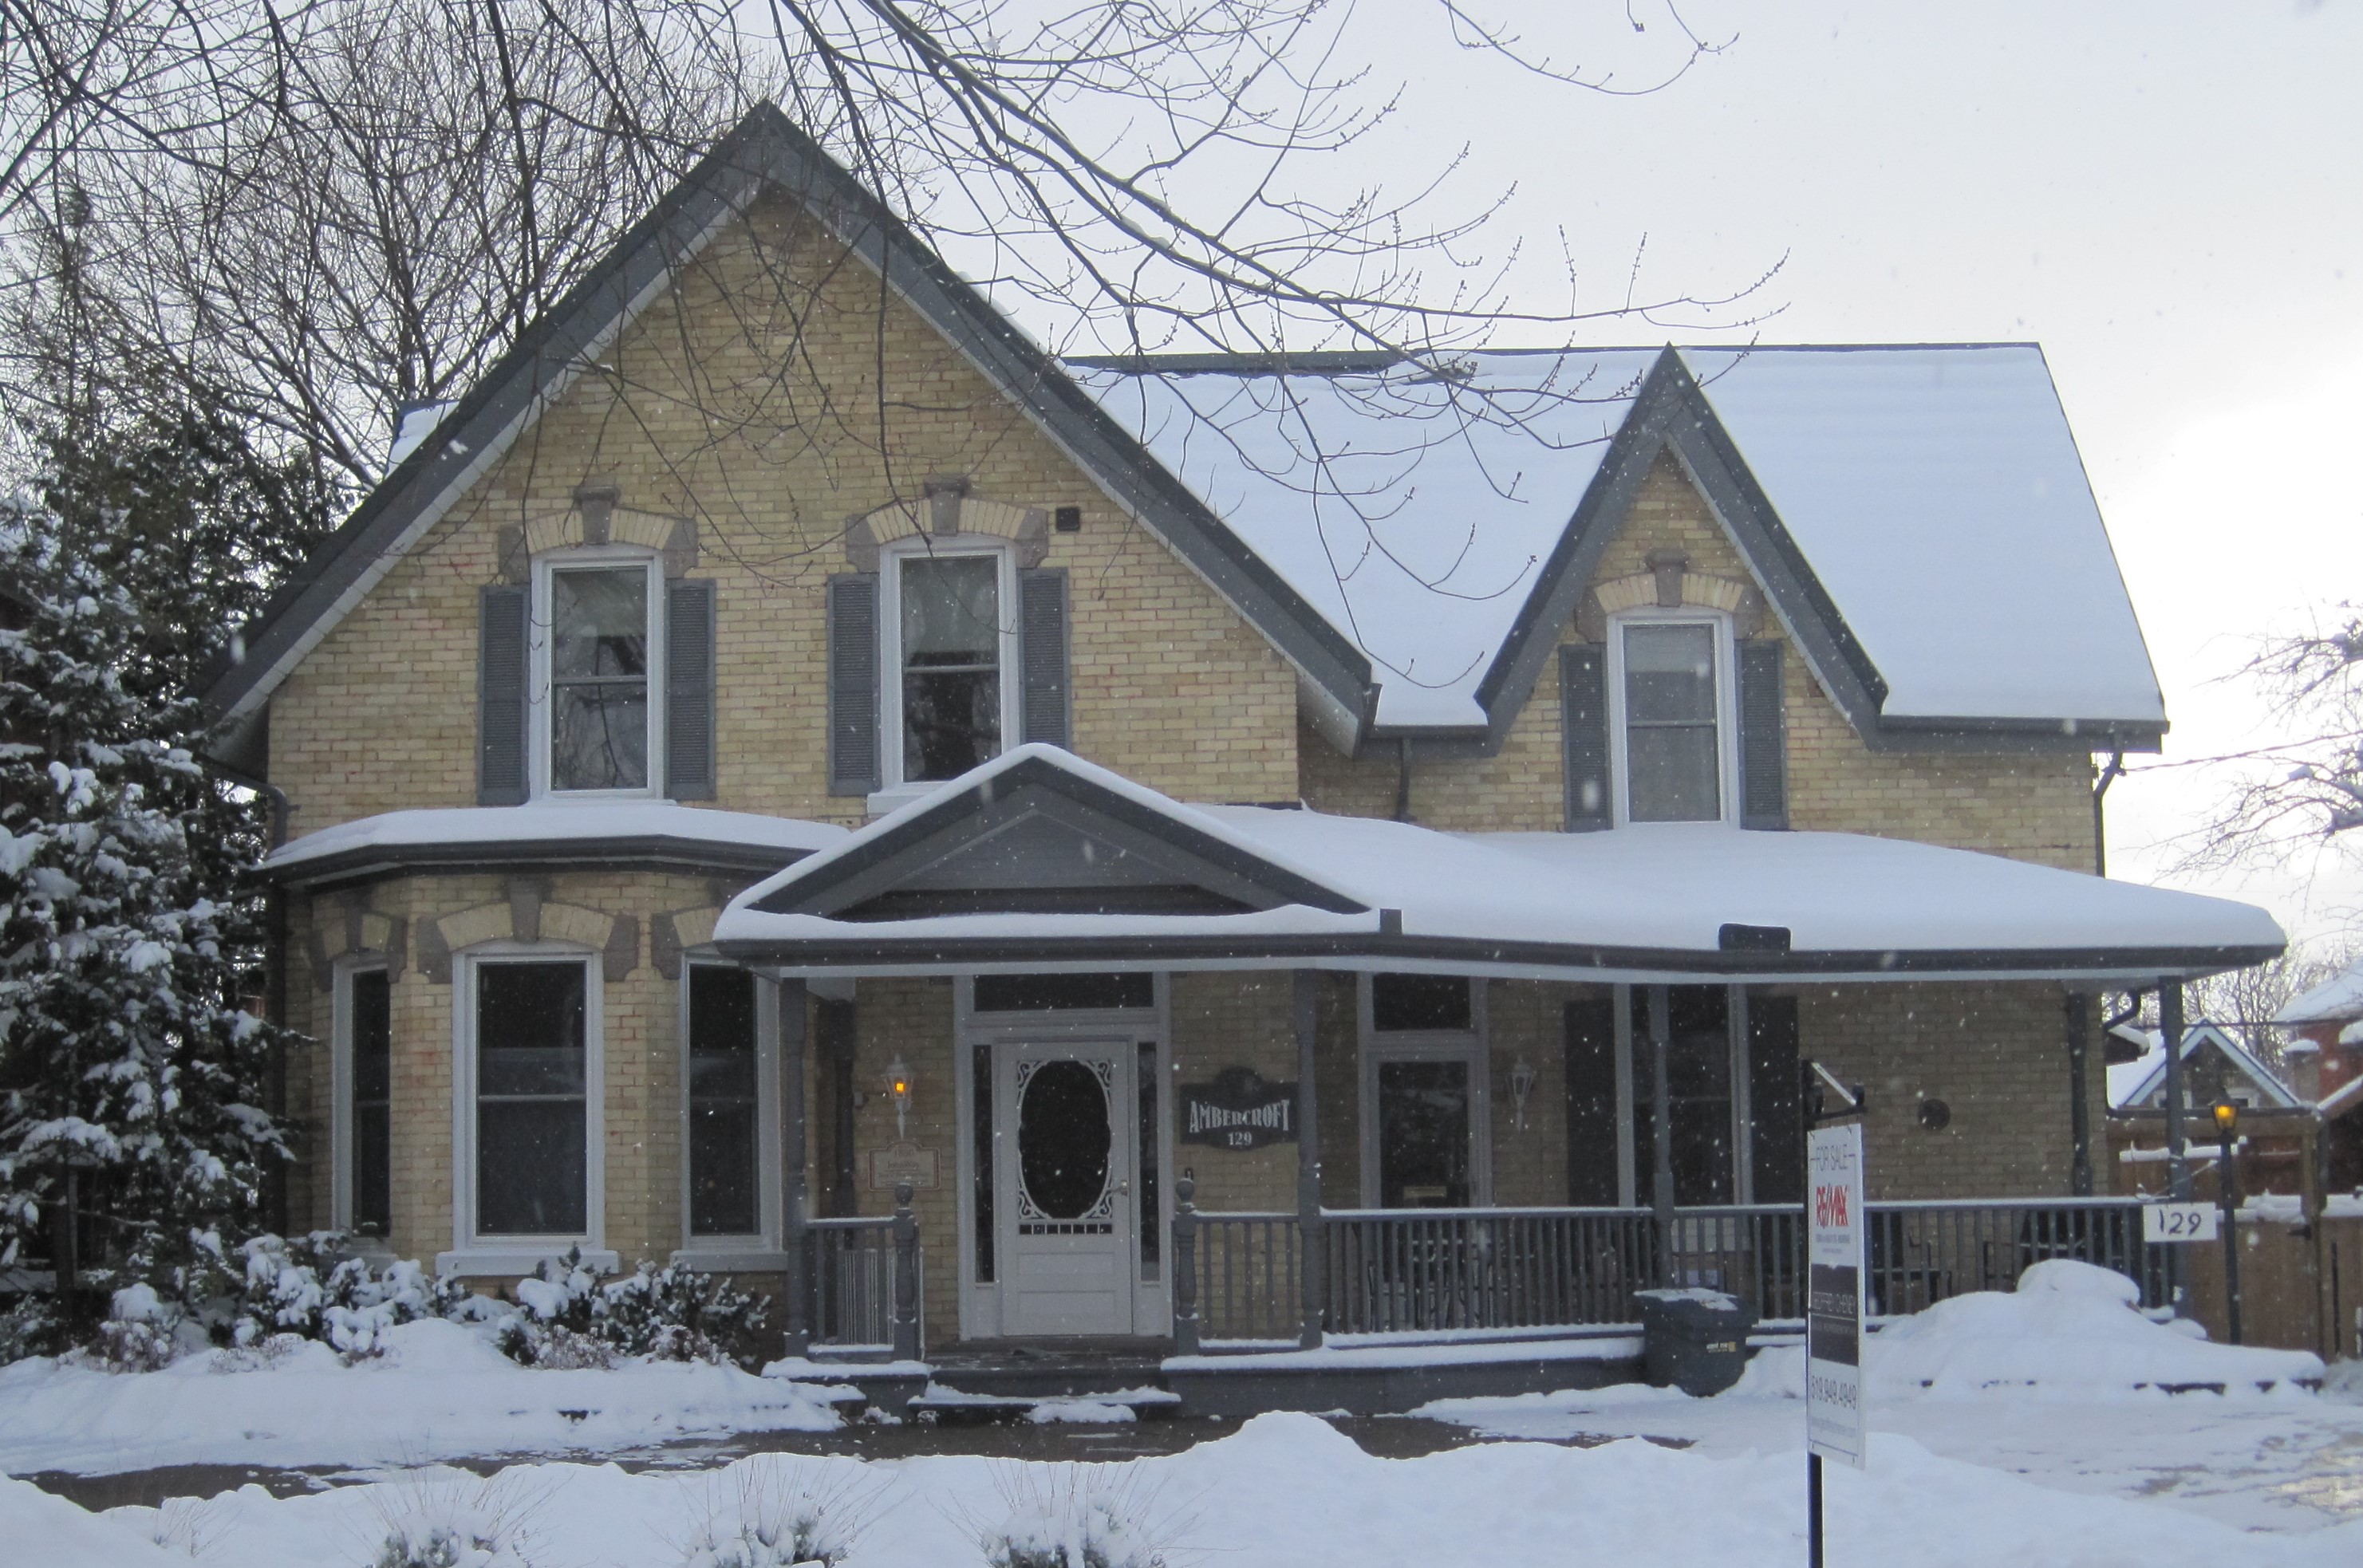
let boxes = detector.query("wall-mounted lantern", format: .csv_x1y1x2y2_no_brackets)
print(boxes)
887,1054,913,1141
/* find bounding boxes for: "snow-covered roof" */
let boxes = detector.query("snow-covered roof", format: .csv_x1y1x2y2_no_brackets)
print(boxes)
265,802,847,886
2276,960,2363,1024
1075,345,2161,735
716,745,2278,982
2105,1022,2299,1112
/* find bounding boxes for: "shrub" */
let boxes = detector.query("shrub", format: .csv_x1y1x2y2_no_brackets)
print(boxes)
368,1471,542,1568
677,1459,879,1568
498,1249,769,1369
231,1231,470,1361
81,1282,188,1373
976,1468,1181,1568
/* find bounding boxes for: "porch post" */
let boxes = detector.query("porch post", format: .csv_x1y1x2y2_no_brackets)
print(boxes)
1647,983,1676,1223
2160,979,2191,1202
779,977,811,1357
2158,977,2191,1320
2065,990,2094,1197
1294,968,1325,1349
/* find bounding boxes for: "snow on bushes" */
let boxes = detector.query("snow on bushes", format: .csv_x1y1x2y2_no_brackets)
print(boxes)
972,1467,1183,1568
232,1232,475,1361
498,1247,769,1369
677,1458,882,1568
1739,1259,2323,1401
365,1470,546,1568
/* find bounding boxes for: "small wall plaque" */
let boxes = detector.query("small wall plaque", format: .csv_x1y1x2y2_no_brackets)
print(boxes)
869,1141,939,1191
1178,1066,1299,1151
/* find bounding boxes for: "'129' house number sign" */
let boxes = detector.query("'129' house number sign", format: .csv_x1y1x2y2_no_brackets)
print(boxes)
1178,1067,1299,1150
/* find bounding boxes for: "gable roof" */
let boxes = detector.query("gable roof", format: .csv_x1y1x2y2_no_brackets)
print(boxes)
2106,1021,2302,1112
1073,343,2166,751
194,104,1375,742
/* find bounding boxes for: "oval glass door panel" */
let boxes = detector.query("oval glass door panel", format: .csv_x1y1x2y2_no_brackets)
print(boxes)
1018,1060,1112,1219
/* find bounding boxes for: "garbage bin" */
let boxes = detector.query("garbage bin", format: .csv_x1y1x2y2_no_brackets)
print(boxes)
1632,1287,1756,1396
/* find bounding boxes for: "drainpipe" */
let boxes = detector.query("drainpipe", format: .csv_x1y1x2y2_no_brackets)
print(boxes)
2091,751,2124,878
1392,738,1413,823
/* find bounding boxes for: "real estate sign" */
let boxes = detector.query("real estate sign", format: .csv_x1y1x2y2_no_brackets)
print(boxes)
1806,1121,1868,1470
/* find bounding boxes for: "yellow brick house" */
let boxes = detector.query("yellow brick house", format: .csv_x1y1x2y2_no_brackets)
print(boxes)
199,107,2279,1391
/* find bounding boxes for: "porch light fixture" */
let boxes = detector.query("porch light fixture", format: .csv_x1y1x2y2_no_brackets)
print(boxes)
887,1054,913,1140
2211,1099,2239,1139
1509,1059,1539,1131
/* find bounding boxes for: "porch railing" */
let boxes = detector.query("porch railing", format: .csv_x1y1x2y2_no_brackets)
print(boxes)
803,1179,924,1359
1174,1194,2170,1344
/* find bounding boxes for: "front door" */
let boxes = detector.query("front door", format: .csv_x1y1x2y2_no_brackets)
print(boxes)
996,1040,1135,1335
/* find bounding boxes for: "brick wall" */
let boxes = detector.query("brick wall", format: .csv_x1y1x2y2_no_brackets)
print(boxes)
1301,452,2099,870
270,192,1299,843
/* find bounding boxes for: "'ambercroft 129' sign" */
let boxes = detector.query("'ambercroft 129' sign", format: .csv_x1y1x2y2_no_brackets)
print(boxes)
1178,1066,1299,1150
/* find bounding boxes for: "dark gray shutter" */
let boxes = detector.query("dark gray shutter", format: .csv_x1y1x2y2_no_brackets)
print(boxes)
1563,997,1619,1205
477,584,529,806
1019,567,1071,748
1560,644,1611,832
665,578,716,801
1747,994,1804,1204
826,573,882,796
1738,639,1788,830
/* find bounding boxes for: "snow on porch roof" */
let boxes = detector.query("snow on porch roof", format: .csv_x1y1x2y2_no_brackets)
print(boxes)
263,800,848,885
712,747,2278,983
1071,345,2162,736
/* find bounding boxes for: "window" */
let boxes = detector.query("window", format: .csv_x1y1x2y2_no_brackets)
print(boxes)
1359,974,1489,1208
883,543,1016,788
471,959,592,1238
1619,621,1724,822
685,966,761,1238
336,966,393,1242
536,552,662,795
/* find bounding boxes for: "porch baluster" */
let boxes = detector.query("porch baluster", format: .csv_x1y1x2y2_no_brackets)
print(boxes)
890,1177,920,1361
1172,1173,1201,1355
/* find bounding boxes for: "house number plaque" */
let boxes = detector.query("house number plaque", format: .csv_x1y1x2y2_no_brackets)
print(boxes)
1178,1067,1299,1151
868,1141,939,1191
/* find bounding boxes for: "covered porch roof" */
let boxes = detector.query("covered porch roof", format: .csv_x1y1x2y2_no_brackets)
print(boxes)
714,746,2283,986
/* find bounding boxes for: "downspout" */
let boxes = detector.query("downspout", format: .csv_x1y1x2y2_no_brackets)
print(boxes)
2091,751,2124,878
1392,737,1414,823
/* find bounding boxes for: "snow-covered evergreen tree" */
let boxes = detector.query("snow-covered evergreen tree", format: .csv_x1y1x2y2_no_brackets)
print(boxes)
0,493,294,1304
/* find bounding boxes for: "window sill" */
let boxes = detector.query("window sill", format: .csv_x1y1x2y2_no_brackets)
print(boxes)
436,1247,619,1278
669,1247,791,1274
865,784,938,819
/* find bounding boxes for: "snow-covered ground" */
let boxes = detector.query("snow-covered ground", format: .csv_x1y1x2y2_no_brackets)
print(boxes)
0,1318,842,1475
2,1263,2359,1566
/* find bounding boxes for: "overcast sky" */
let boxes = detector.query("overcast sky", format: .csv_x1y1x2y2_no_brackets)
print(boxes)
1318,1,2362,945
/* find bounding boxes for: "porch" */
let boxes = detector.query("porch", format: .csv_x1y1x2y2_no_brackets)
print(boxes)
712,746,2278,1409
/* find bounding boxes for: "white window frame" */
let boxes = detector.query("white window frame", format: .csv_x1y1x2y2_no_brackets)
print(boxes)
330,957,394,1254
876,537,1020,805
530,545,667,801
1605,609,1740,827
440,944,614,1276
674,957,784,1271
1356,974,1493,1208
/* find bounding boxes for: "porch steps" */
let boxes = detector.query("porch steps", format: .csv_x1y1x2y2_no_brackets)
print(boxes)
913,1341,1179,1423
907,1382,1182,1425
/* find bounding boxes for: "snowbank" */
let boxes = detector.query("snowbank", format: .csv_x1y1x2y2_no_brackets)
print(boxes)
13,1409,2359,1568
1738,1259,2322,1402
0,1318,841,1475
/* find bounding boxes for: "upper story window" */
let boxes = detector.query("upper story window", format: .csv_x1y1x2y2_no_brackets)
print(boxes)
1611,615,1735,825
893,547,1012,784
543,557,660,794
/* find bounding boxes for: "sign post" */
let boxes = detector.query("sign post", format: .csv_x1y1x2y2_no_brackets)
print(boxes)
1806,1119,1867,1566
